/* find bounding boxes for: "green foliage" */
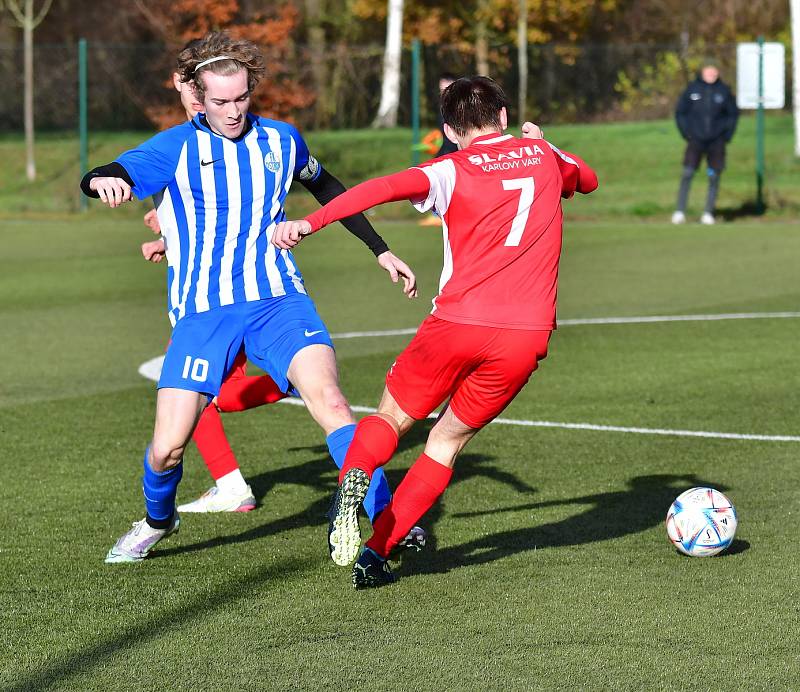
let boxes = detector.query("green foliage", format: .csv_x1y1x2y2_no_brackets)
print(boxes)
614,51,699,118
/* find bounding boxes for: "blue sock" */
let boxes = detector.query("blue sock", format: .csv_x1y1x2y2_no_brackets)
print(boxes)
326,424,392,522
142,446,183,528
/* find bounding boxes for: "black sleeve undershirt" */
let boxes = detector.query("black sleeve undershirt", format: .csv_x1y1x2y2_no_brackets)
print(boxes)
80,162,134,198
299,168,390,257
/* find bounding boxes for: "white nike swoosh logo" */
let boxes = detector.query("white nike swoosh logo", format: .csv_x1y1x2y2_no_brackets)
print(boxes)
304,330,323,337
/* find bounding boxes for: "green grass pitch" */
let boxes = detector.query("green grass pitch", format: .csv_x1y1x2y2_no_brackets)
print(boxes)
1,120,799,689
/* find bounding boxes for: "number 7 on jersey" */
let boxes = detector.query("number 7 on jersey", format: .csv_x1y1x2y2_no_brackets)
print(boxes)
501,177,535,246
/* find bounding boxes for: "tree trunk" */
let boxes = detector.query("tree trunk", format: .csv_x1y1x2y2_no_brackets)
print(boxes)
792,0,800,156
517,0,528,123
475,19,489,76
23,0,35,182
305,0,328,129
372,0,403,128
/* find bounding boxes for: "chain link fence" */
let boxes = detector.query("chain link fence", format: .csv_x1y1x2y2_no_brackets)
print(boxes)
0,40,779,132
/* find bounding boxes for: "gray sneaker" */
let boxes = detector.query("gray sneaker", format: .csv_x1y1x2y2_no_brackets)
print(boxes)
105,513,180,564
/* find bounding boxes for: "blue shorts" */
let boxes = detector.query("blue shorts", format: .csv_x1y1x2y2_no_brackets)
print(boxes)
159,293,334,397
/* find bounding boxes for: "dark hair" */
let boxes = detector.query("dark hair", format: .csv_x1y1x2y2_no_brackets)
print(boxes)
439,71,458,83
177,32,265,101
440,76,510,138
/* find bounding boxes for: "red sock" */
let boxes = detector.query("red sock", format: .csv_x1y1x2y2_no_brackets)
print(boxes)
339,415,399,482
216,374,286,412
366,453,453,557
192,405,240,480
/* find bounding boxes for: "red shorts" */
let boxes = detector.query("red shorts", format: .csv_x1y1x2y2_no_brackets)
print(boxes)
386,315,551,429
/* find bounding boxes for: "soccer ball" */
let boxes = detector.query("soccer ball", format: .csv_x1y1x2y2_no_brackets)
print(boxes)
665,487,737,557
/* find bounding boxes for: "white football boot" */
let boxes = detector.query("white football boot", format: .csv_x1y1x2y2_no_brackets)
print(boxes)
177,485,256,513
105,513,180,563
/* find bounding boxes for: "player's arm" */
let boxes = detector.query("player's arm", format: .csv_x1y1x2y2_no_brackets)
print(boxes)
299,169,391,257
80,162,135,208
80,128,186,208
286,123,420,297
274,168,431,249
548,145,598,198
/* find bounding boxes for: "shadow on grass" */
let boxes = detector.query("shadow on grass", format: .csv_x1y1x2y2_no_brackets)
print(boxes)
4,557,316,692
716,199,766,221
405,473,741,576
156,419,534,559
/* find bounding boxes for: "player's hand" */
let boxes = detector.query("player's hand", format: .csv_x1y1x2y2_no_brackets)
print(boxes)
377,251,418,299
143,209,161,234
89,176,132,208
521,121,544,139
272,220,313,249
141,238,166,263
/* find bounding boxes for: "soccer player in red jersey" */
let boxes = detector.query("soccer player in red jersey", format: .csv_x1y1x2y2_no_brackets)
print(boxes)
273,76,598,588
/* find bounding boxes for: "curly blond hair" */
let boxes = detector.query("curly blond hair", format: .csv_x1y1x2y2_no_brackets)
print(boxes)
177,32,265,101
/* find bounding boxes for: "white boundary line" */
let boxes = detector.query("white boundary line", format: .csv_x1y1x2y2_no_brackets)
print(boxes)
135,362,800,443
330,311,800,339
276,398,800,443
136,309,800,444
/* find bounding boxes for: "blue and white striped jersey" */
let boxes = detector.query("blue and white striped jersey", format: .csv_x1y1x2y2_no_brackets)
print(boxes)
118,113,322,325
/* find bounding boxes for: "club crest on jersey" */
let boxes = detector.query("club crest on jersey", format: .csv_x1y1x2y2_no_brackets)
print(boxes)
264,151,280,172
469,145,544,172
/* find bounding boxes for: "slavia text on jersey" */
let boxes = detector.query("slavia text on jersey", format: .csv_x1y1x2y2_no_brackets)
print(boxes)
468,144,545,173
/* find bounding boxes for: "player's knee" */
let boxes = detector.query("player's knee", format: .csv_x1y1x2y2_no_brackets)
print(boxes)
319,383,351,419
681,165,696,179
150,440,185,471
707,167,721,179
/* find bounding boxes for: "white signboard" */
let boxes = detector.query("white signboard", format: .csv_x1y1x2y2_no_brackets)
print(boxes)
736,42,785,109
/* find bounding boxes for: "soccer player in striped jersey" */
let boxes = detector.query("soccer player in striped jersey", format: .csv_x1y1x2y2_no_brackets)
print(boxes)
82,32,418,563
140,44,277,514
273,77,598,588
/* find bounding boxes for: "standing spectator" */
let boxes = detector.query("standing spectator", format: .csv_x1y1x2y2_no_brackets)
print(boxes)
672,62,739,225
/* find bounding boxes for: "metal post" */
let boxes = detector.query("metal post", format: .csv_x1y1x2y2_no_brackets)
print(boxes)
411,38,421,166
78,38,88,211
755,36,765,213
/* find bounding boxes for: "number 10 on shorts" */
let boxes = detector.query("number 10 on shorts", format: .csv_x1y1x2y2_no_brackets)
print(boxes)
182,356,209,382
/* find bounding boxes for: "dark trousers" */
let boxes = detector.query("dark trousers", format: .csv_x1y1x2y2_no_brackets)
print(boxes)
676,138,726,214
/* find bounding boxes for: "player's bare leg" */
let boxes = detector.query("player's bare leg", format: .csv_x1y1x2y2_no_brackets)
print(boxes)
105,389,206,563
150,388,209,471
287,343,354,434
422,405,480,469
288,343,400,534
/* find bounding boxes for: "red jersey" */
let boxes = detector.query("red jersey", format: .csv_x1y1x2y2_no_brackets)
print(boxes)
304,132,597,330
